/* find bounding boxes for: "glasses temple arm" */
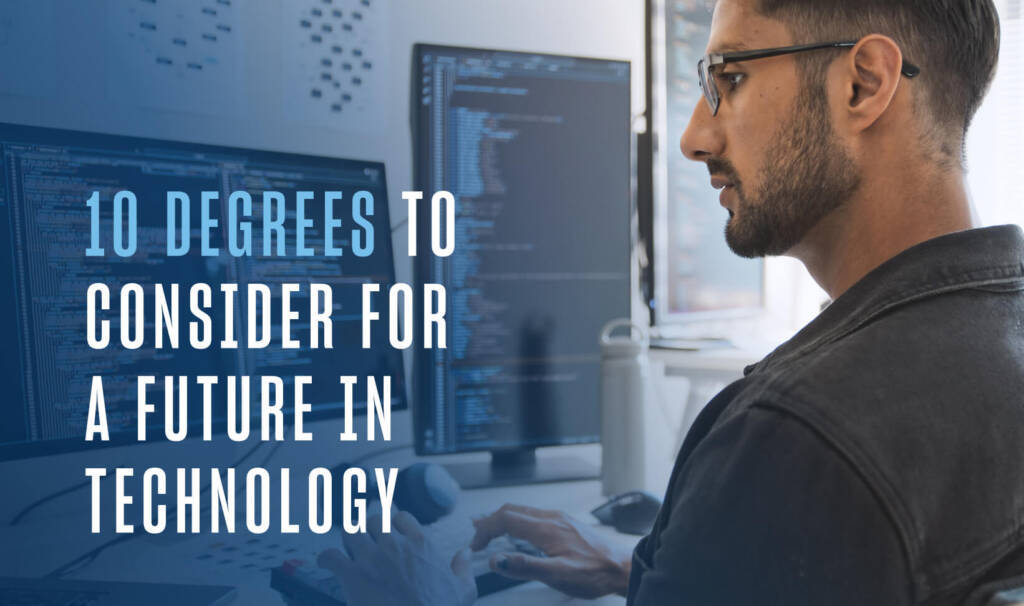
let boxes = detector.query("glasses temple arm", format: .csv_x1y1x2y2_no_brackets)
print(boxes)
713,41,920,78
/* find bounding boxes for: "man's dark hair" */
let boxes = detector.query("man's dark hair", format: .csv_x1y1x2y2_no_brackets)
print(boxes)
753,0,1001,162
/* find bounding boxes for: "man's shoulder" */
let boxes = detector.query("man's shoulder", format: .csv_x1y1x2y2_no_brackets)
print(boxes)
763,282,1024,447
738,285,1024,601
649,403,914,605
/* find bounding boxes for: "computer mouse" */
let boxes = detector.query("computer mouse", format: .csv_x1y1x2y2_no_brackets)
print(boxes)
591,491,662,536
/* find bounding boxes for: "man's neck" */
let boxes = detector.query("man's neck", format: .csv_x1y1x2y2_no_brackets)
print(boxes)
790,165,976,300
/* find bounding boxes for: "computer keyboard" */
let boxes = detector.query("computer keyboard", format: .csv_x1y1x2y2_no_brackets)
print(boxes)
171,508,542,603
269,514,544,604
271,534,542,605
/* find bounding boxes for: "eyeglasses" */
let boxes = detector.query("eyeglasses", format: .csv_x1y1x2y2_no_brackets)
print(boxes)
697,40,921,116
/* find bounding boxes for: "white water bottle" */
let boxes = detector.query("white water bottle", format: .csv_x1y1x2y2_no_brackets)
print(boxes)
599,318,649,496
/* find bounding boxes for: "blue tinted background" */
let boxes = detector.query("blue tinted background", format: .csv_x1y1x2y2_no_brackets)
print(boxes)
0,2,645,605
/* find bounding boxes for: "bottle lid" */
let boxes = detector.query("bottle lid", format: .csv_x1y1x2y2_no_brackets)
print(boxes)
600,318,648,356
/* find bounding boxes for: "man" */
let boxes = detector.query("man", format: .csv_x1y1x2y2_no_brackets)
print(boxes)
319,0,1024,603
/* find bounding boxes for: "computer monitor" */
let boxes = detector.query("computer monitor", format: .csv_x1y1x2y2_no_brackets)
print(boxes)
0,122,406,460
648,0,765,327
411,44,632,487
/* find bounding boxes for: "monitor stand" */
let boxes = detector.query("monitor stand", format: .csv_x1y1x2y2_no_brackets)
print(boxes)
443,448,599,489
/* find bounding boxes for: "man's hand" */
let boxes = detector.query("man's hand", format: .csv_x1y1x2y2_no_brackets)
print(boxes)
471,504,634,599
317,510,477,606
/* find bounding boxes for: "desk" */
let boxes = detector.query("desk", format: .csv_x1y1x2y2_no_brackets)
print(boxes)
0,445,633,605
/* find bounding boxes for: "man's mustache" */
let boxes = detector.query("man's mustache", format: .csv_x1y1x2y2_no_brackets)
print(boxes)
706,158,741,186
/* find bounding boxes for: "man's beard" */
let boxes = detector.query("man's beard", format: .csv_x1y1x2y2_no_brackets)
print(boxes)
711,84,862,258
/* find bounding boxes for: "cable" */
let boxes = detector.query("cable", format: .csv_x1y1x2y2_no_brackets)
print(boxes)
10,479,93,526
46,535,134,579
256,441,284,468
43,439,266,579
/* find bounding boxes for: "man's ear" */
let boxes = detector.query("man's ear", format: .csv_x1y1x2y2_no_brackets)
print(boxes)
843,34,904,132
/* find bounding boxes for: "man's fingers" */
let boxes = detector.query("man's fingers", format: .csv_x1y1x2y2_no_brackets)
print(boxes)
470,514,502,551
367,511,386,543
453,547,480,604
342,532,378,563
492,503,562,519
489,552,563,585
471,508,549,551
450,547,474,583
471,502,562,550
392,510,426,543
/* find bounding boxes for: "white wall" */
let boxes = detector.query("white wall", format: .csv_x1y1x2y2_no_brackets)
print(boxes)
0,0,645,279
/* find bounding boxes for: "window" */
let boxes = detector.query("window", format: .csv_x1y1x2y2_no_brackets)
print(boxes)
787,0,1024,329
967,0,1024,229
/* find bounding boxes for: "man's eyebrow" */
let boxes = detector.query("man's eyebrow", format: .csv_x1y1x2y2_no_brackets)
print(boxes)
709,42,752,54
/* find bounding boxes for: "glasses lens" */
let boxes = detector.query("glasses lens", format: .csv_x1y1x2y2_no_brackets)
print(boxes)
697,58,719,115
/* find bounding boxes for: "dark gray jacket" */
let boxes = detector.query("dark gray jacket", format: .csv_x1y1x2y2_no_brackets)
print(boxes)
628,225,1024,606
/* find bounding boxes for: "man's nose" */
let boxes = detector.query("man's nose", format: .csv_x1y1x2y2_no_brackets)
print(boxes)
680,100,723,162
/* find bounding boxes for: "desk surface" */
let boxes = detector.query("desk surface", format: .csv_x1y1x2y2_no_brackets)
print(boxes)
0,446,633,605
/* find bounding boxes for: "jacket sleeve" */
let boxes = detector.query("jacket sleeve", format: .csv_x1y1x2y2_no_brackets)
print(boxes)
629,406,914,606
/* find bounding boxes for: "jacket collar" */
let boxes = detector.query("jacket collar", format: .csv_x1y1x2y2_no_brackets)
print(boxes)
746,225,1024,376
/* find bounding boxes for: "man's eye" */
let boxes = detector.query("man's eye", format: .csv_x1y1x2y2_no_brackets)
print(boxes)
717,72,745,90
